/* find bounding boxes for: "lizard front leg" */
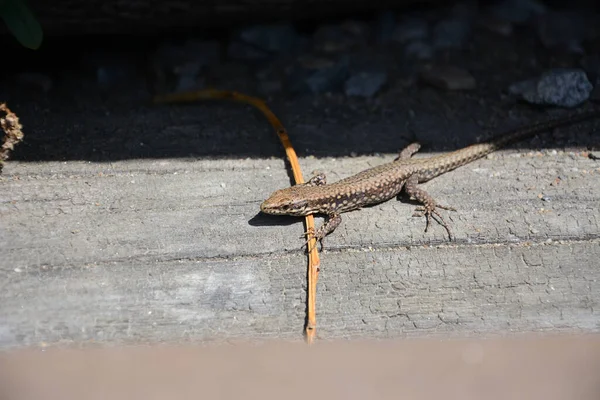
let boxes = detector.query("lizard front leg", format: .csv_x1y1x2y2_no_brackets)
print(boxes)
403,174,456,240
303,213,342,252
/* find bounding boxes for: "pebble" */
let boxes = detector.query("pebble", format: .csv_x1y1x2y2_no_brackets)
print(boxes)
508,68,593,108
344,71,387,98
420,66,476,90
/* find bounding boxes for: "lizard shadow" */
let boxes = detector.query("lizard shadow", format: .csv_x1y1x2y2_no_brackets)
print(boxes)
247,212,305,227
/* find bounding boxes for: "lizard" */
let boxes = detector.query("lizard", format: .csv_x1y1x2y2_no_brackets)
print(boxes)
260,109,599,248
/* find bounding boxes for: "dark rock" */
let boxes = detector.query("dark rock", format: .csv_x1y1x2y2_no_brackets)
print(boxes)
509,68,593,108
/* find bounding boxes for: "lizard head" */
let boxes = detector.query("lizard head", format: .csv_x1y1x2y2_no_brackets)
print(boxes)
260,188,310,216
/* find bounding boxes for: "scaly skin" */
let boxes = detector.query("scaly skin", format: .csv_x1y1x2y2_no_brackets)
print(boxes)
260,109,600,245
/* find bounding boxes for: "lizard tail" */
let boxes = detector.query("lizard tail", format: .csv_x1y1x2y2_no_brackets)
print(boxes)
418,108,600,182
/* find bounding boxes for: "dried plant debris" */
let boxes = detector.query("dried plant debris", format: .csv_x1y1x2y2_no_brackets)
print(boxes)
0,103,25,174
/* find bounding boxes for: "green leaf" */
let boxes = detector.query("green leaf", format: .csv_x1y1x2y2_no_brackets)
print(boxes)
0,0,43,49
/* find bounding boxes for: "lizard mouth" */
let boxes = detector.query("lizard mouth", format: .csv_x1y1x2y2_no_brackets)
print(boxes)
260,197,308,216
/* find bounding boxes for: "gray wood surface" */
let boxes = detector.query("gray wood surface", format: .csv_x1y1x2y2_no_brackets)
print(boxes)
1,150,599,348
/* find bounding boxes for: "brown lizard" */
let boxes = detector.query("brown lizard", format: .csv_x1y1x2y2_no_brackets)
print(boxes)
260,109,599,246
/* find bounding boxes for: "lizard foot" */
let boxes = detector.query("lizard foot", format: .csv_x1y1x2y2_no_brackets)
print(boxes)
412,203,456,241
300,227,324,253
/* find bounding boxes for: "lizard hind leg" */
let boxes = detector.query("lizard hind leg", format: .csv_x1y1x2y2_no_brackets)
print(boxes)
301,172,327,187
404,174,456,240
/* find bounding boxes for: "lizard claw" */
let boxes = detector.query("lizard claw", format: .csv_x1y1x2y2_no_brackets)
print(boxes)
300,227,316,239
412,203,455,241
301,227,324,253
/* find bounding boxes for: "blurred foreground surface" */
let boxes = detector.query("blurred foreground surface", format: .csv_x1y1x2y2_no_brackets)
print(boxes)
1,334,599,400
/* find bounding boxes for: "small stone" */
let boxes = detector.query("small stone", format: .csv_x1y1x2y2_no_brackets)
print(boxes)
404,40,434,60
344,71,387,97
392,16,429,43
588,152,600,160
508,68,593,108
420,66,476,90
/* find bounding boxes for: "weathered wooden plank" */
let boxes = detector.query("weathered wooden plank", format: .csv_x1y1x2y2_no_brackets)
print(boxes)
1,152,599,267
0,239,598,347
1,153,599,348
